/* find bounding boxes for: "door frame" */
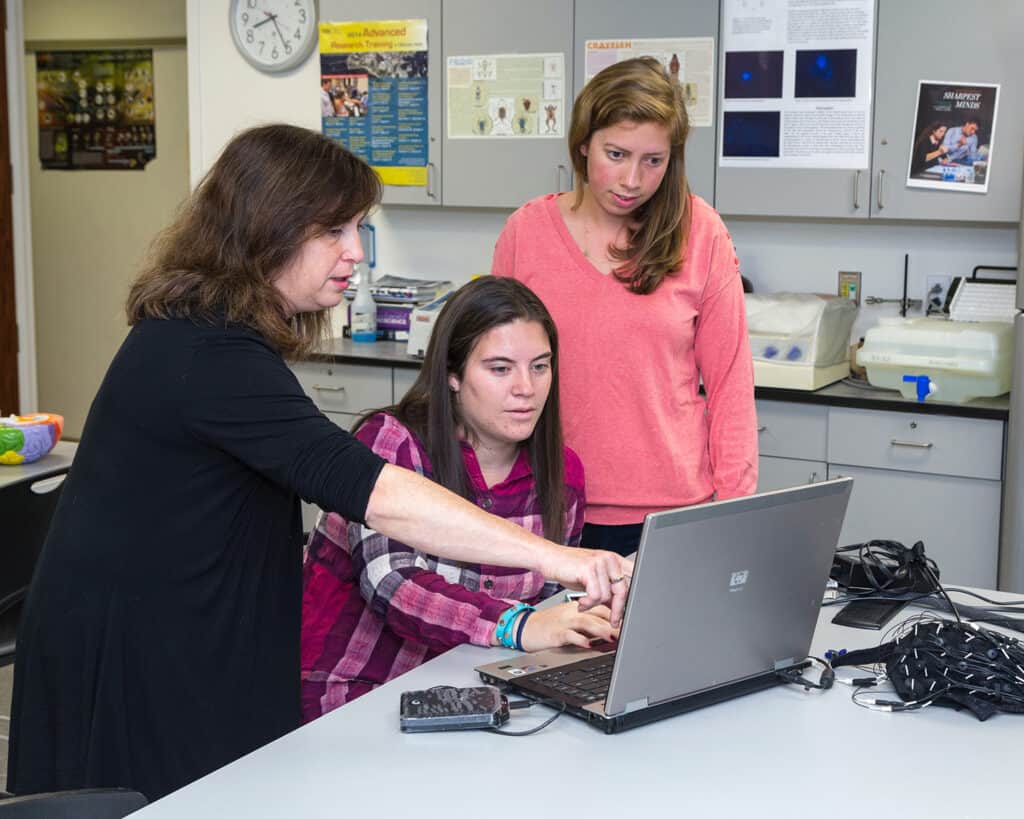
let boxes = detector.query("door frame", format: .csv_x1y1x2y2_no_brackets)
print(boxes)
5,0,37,411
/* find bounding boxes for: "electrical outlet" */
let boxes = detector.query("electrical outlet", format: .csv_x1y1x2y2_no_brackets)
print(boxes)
838,271,861,306
925,275,952,315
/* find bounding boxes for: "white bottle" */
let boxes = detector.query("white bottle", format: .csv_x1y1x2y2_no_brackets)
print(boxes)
350,268,377,343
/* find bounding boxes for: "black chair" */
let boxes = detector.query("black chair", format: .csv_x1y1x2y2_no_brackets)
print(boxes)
0,788,148,817
0,471,67,667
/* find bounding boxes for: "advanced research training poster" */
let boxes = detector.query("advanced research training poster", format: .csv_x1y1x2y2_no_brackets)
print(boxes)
319,19,429,187
719,0,874,170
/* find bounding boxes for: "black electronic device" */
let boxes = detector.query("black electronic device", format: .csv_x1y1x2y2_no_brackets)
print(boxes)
831,598,907,630
399,685,510,733
830,542,938,595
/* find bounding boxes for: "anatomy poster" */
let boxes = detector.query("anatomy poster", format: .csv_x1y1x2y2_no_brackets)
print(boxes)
447,52,564,139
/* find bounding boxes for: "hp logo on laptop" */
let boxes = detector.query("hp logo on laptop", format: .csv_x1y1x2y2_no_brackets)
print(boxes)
729,570,749,591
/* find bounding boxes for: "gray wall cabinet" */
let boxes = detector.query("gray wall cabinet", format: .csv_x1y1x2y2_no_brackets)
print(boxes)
716,0,1023,223
441,0,574,208
573,0,719,205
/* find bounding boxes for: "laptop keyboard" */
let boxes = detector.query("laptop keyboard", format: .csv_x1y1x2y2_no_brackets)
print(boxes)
523,655,615,703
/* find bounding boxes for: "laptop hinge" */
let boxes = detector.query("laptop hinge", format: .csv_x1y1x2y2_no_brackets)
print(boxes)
622,697,650,714
773,657,797,670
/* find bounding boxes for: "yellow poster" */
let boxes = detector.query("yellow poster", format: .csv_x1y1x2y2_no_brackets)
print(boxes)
319,20,429,187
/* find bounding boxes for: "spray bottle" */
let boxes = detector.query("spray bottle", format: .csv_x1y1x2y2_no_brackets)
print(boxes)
350,223,377,343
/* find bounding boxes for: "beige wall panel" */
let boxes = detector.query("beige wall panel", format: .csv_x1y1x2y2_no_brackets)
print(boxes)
25,0,186,42
28,45,189,436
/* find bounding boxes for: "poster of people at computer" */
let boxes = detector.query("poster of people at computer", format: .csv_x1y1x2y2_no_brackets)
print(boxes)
906,81,999,194
718,0,874,169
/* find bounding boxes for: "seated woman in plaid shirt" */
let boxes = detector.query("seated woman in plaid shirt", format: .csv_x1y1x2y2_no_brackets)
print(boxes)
301,277,618,720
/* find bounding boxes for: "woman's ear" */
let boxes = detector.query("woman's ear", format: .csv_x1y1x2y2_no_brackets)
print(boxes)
448,373,460,393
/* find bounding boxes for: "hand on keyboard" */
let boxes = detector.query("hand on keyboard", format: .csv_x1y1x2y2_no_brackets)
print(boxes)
519,600,620,653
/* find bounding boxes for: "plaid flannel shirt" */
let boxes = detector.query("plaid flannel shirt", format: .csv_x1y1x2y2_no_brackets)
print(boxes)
300,412,585,721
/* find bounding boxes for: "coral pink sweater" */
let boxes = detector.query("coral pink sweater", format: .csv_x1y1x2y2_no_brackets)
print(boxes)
492,193,757,525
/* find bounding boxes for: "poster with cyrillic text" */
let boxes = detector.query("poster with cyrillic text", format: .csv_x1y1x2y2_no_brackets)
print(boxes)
719,0,873,169
584,38,715,127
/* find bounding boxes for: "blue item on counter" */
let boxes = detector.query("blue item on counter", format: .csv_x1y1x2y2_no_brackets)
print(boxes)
902,374,933,402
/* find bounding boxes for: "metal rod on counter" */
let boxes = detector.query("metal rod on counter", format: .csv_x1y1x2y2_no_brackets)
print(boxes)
901,253,909,317
864,296,923,309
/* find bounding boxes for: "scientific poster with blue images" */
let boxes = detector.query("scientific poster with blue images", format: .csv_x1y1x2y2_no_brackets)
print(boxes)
719,0,873,169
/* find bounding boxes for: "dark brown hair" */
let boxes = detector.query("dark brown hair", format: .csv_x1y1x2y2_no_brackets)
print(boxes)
568,57,691,295
357,277,568,542
126,124,381,358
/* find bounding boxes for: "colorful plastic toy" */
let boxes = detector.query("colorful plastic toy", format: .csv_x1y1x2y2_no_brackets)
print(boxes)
0,413,64,465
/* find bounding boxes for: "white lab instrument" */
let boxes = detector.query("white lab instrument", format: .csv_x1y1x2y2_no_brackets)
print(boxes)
406,290,454,358
744,293,859,389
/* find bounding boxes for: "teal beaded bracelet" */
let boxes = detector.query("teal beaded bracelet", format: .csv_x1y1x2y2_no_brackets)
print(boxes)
495,603,535,649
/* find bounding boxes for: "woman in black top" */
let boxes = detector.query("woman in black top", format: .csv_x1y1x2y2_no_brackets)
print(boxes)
910,122,949,176
6,125,631,802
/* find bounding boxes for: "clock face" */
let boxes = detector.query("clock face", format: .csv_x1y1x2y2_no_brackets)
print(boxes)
229,0,319,73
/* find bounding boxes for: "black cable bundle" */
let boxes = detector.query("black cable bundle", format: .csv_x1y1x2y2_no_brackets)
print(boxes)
831,539,939,596
833,616,1024,719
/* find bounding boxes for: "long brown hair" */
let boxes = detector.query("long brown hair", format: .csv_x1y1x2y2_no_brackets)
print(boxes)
126,124,381,358
358,278,568,542
568,57,691,295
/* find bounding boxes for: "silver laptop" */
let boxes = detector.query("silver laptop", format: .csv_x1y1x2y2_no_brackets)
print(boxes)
477,478,853,733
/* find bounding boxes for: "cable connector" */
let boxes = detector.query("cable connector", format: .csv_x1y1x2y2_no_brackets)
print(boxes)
835,675,885,687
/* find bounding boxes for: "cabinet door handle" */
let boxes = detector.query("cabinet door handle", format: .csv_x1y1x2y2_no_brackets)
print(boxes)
876,169,885,210
31,474,67,494
426,162,437,199
313,384,346,394
890,438,932,449
757,425,767,433
853,170,861,210
556,164,570,192
808,471,818,484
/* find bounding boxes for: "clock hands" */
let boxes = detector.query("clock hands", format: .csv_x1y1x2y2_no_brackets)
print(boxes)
251,10,293,55
269,14,291,53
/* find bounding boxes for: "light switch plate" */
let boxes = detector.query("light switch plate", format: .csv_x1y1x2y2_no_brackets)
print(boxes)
838,271,861,306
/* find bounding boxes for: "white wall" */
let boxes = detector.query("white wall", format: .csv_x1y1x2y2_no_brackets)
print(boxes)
26,2,190,436
188,1,1019,343
187,0,321,186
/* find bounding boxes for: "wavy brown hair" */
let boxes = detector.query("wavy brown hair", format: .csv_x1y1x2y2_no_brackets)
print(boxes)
126,124,381,358
568,57,691,295
356,278,568,542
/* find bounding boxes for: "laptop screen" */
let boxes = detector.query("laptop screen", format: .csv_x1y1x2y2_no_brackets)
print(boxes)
605,479,852,716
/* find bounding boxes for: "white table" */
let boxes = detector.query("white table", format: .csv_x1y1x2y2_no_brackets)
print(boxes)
0,441,76,491
136,592,1020,817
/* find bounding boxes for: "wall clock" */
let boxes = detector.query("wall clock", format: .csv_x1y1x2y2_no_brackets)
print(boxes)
229,0,319,74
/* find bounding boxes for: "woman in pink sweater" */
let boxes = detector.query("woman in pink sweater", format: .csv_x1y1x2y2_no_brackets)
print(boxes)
492,57,757,556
